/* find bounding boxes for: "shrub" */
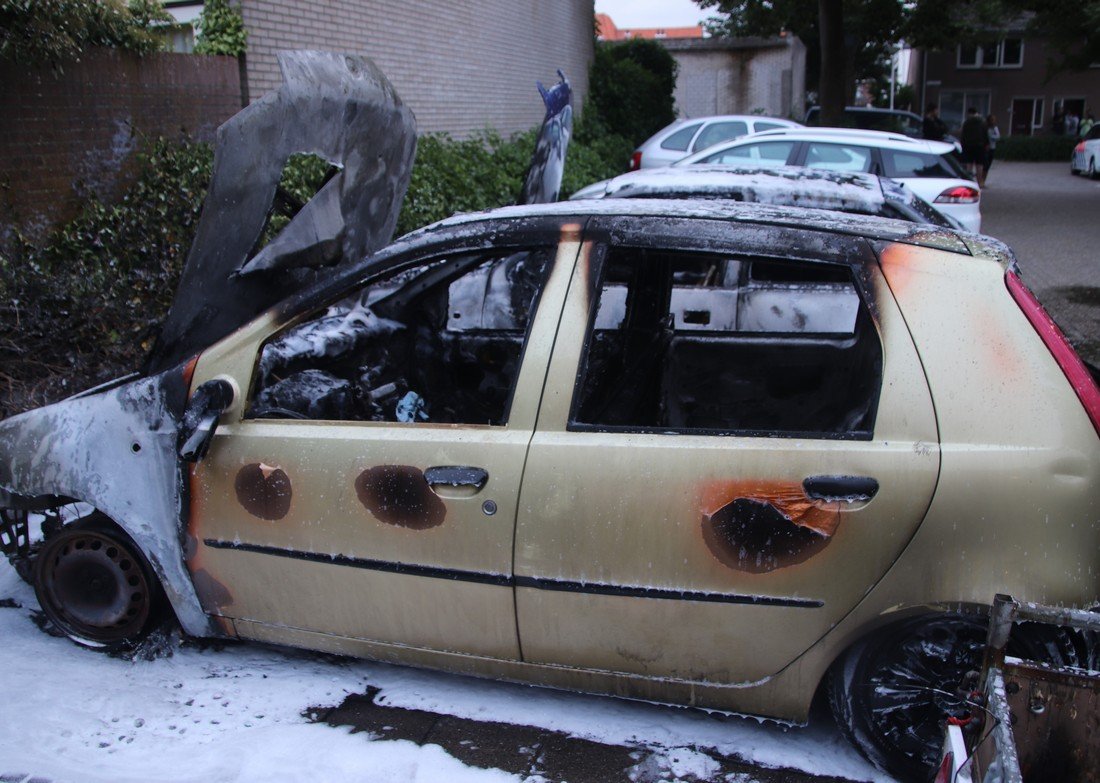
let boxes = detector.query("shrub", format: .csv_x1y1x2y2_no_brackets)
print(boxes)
193,0,246,57
0,136,213,416
996,134,1080,161
586,39,678,146
1,122,631,415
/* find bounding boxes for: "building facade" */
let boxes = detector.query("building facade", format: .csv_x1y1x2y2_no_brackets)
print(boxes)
237,0,594,138
914,36,1100,136
665,36,806,120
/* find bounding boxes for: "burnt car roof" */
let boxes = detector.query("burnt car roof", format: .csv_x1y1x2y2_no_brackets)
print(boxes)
579,165,892,213
411,198,977,254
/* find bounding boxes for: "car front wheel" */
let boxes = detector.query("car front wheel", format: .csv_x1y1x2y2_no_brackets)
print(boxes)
33,517,165,651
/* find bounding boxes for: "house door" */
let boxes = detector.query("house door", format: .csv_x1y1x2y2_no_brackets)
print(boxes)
1011,99,1038,136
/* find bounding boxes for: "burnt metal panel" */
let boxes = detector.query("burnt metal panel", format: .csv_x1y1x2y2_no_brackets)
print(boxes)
0,368,214,636
147,51,417,374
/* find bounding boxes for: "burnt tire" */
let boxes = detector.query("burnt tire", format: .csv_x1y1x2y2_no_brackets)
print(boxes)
33,519,164,651
826,613,1088,783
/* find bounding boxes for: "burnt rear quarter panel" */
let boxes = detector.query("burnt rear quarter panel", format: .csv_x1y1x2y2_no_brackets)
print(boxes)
874,242,1100,609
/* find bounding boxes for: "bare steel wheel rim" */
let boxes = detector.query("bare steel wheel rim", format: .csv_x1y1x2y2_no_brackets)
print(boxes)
37,529,152,644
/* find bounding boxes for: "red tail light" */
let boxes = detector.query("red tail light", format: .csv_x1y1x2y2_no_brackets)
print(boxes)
629,151,643,171
934,185,980,204
1006,270,1100,437
1075,142,1087,153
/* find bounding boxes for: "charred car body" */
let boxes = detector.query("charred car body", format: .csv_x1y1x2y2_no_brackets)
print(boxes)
1,52,1099,783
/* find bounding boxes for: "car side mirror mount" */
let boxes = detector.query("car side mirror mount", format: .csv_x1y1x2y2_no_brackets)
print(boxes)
179,379,235,463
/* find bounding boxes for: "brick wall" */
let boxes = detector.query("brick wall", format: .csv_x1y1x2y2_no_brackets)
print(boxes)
0,50,243,245
239,0,594,138
666,37,806,120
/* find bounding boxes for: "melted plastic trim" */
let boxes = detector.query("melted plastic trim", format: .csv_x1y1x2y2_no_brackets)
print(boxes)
201,539,824,607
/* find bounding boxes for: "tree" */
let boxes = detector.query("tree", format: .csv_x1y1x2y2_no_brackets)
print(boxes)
697,0,906,120
0,0,169,68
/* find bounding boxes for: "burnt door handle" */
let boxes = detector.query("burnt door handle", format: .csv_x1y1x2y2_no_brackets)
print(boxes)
802,475,879,502
424,466,488,490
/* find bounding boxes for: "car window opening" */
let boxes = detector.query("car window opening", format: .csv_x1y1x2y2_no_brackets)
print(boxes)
571,249,883,438
249,248,552,424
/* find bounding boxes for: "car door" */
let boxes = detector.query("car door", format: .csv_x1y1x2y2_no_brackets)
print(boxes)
514,217,940,683
184,224,581,660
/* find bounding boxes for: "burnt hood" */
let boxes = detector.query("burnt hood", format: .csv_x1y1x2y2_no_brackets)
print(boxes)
145,51,418,374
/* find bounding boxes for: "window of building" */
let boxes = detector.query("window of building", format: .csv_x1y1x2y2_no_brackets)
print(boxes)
957,44,981,68
1000,38,1024,67
571,249,882,438
939,91,991,133
250,248,552,425
957,39,1024,68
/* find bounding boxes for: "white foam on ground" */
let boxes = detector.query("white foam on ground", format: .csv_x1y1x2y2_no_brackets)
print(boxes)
0,559,890,782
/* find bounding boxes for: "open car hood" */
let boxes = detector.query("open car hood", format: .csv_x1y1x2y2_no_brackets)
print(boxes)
145,51,418,374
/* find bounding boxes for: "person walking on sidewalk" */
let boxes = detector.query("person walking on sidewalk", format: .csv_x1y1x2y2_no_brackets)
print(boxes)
960,107,989,184
982,114,1000,187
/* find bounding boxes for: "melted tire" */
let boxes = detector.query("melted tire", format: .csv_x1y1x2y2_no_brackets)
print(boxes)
33,518,164,652
827,612,1089,783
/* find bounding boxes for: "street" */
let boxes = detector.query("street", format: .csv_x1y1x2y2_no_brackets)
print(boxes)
982,161,1100,367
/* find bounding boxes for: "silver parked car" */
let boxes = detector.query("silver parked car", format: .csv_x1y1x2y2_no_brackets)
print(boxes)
629,114,801,170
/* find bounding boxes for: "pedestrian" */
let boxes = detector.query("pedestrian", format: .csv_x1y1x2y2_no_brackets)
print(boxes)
1052,107,1066,135
983,114,1000,187
960,106,989,183
1066,110,1080,137
1079,112,1095,138
923,103,948,141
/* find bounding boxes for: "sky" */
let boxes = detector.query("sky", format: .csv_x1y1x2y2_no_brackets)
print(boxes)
593,0,711,29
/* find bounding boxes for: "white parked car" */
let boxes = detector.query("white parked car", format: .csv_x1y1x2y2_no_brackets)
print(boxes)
1070,125,1100,176
629,115,802,170
674,127,982,232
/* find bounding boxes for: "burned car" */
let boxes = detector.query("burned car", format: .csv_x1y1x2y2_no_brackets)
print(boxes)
2,53,1099,783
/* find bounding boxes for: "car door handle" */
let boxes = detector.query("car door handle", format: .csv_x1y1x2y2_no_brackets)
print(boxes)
424,466,488,498
802,475,879,502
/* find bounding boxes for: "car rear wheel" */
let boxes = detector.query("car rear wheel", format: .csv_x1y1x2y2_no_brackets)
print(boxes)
827,613,1092,783
33,518,164,651
1089,158,1097,179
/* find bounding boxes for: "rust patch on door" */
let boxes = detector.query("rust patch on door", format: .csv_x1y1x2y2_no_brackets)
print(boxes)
355,465,446,530
700,480,841,573
234,463,293,520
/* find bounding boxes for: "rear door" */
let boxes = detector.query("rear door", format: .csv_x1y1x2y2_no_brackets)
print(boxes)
514,218,940,683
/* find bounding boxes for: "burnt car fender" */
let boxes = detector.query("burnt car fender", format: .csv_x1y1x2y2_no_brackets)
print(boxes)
0,368,214,637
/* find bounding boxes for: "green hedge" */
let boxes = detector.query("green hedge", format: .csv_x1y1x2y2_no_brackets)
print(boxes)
996,134,1080,161
1,127,632,416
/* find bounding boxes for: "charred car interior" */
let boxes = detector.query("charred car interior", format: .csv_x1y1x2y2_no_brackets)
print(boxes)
573,250,881,437
252,249,552,425
1,51,1098,783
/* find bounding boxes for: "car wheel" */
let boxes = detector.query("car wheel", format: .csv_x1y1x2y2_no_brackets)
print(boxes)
827,613,1091,783
1089,158,1097,179
33,517,164,651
